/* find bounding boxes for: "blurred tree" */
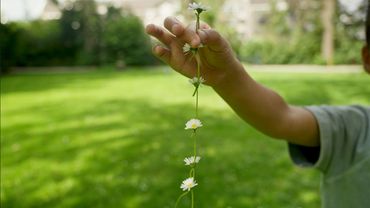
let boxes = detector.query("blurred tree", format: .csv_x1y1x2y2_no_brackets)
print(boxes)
0,0,155,70
248,0,364,65
0,23,20,73
268,0,321,41
17,20,64,66
321,0,336,65
337,0,367,40
59,0,101,65
100,6,154,66
334,0,366,64
0,20,65,71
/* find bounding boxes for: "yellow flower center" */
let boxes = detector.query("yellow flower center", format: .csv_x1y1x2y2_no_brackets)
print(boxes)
191,123,197,128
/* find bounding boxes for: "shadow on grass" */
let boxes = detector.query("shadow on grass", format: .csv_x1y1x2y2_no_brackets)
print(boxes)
4,71,369,207
2,97,320,208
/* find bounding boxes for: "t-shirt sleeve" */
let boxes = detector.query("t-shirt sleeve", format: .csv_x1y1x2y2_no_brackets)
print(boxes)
288,105,370,176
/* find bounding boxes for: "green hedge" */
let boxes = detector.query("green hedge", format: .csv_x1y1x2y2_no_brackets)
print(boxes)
101,12,155,66
239,37,362,65
0,4,155,73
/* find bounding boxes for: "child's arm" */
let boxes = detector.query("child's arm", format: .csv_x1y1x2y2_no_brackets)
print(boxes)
146,17,319,147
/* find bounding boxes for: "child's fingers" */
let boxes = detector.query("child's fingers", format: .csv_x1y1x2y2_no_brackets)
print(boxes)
200,22,211,30
152,45,171,64
198,29,228,52
146,24,173,47
164,17,201,48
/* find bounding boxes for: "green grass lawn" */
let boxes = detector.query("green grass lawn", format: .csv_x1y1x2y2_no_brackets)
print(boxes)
1,67,370,208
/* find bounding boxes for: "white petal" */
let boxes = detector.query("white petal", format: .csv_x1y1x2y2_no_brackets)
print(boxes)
180,177,198,191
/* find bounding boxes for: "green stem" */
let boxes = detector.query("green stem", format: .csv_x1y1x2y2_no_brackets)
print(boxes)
189,168,194,177
192,130,197,155
194,54,201,119
195,86,199,118
191,131,197,176
175,191,189,208
193,132,197,159
192,85,199,97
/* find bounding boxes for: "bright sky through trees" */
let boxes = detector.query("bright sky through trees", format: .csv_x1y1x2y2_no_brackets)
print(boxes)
1,0,364,23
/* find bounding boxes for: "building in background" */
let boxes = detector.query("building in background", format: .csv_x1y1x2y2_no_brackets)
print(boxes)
221,0,287,39
120,0,180,26
41,0,62,20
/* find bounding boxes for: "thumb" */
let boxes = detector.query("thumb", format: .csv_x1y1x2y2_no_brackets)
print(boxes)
198,29,229,52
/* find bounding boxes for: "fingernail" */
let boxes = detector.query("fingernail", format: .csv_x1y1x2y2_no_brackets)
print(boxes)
154,45,161,55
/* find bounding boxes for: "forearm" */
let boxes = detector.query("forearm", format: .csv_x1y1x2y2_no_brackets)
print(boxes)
212,65,319,146
213,67,289,137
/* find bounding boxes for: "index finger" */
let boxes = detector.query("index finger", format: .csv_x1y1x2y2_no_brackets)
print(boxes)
164,17,201,48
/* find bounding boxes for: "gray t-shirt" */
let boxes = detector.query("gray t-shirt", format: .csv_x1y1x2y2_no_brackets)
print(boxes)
288,105,370,208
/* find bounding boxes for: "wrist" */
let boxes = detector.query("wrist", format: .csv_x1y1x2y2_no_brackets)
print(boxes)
212,63,249,92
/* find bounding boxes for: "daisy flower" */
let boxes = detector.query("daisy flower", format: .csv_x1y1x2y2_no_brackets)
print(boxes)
183,42,205,55
185,119,203,130
180,177,198,191
188,2,208,13
183,43,192,53
189,77,205,86
184,156,201,166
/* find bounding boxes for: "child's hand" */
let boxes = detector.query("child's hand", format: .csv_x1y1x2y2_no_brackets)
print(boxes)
146,17,245,87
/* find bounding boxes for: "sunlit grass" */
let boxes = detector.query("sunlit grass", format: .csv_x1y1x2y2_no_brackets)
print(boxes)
1,67,369,208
